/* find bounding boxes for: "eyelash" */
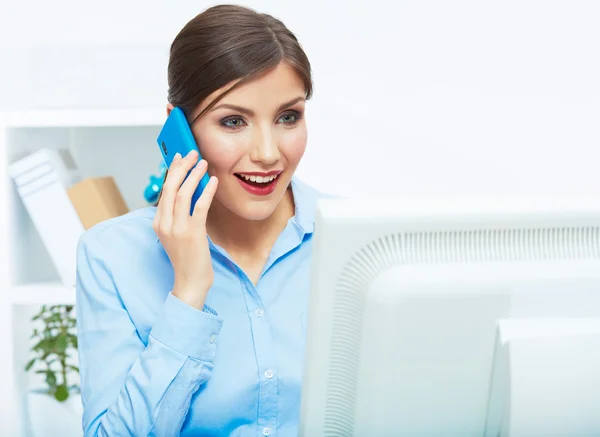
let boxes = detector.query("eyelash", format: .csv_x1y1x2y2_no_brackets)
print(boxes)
220,110,304,130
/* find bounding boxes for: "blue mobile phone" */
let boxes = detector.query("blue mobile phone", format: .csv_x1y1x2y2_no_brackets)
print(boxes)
156,107,210,215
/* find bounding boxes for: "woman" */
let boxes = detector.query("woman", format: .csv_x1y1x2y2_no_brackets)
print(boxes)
76,4,324,436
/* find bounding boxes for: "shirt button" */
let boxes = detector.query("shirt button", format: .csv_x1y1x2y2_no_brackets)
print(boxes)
264,369,274,379
209,334,216,344
255,308,264,317
262,427,271,436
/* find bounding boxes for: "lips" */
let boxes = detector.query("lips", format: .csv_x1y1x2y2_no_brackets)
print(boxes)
235,173,279,184
234,172,281,196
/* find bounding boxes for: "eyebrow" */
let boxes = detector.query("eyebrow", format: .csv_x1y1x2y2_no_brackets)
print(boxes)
210,96,305,116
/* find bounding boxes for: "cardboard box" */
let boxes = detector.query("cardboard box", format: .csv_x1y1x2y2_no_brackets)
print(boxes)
67,177,129,230
9,148,130,287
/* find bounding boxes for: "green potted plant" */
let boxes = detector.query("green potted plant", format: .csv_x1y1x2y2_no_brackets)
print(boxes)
25,304,79,401
24,304,82,437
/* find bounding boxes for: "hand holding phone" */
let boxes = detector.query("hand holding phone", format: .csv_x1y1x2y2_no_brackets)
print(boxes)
157,107,211,215
152,150,219,309
154,107,220,309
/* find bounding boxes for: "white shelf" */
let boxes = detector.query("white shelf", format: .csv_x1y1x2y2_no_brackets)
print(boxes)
11,283,76,306
1,107,165,128
1,106,158,436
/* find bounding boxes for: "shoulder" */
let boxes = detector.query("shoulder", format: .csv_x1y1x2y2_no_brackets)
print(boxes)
290,176,340,231
291,176,335,200
77,207,157,260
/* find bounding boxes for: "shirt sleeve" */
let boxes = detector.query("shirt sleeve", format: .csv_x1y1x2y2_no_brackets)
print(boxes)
75,231,224,437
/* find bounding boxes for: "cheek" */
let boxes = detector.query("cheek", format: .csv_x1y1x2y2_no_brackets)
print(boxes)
196,130,251,174
280,128,308,166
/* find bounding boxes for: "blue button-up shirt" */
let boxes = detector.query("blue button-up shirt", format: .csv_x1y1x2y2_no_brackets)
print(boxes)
76,177,324,437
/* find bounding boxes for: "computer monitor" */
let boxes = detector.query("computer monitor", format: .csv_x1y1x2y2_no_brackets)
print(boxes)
299,197,600,437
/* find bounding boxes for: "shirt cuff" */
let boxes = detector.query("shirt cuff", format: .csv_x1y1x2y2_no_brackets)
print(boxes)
150,292,224,361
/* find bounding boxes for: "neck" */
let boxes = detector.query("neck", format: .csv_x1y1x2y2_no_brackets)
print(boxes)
206,186,295,253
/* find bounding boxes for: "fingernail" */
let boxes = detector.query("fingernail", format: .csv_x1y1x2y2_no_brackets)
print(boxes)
174,152,182,161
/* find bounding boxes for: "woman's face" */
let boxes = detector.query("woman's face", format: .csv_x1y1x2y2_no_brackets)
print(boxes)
184,62,307,221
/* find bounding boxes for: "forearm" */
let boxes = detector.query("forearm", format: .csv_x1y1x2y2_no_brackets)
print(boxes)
88,339,211,437
81,293,223,437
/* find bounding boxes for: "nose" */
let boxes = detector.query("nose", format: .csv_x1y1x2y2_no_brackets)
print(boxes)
249,126,281,165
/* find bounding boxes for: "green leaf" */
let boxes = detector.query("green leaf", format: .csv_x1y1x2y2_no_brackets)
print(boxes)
32,339,49,352
54,384,69,402
27,302,78,399
25,358,37,371
45,370,57,388
56,334,68,352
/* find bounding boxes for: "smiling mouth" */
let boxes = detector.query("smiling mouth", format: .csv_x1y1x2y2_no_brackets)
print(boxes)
234,173,280,187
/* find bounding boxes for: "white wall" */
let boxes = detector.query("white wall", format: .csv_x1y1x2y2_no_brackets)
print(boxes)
1,0,599,197
0,1,599,435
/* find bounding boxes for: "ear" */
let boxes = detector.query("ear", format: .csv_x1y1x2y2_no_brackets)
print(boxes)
166,103,175,117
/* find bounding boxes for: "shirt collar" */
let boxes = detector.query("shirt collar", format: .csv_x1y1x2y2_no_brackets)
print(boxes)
289,175,320,234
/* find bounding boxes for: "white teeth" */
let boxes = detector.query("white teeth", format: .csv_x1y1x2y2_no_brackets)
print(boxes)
238,173,278,183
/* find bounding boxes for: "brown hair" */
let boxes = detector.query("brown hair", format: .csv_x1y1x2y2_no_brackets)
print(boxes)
156,4,313,205
169,4,313,123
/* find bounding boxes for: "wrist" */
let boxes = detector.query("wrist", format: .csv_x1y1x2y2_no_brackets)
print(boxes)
172,283,210,310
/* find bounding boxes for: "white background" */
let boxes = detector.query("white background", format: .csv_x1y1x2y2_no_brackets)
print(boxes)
1,0,599,198
0,1,599,435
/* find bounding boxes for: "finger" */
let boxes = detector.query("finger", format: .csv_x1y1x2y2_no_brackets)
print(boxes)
160,151,198,229
155,154,180,230
173,159,208,227
191,176,218,228
153,169,169,225
156,153,181,215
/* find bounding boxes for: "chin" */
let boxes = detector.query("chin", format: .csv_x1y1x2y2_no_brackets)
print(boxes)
215,173,293,221
233,201,280,221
